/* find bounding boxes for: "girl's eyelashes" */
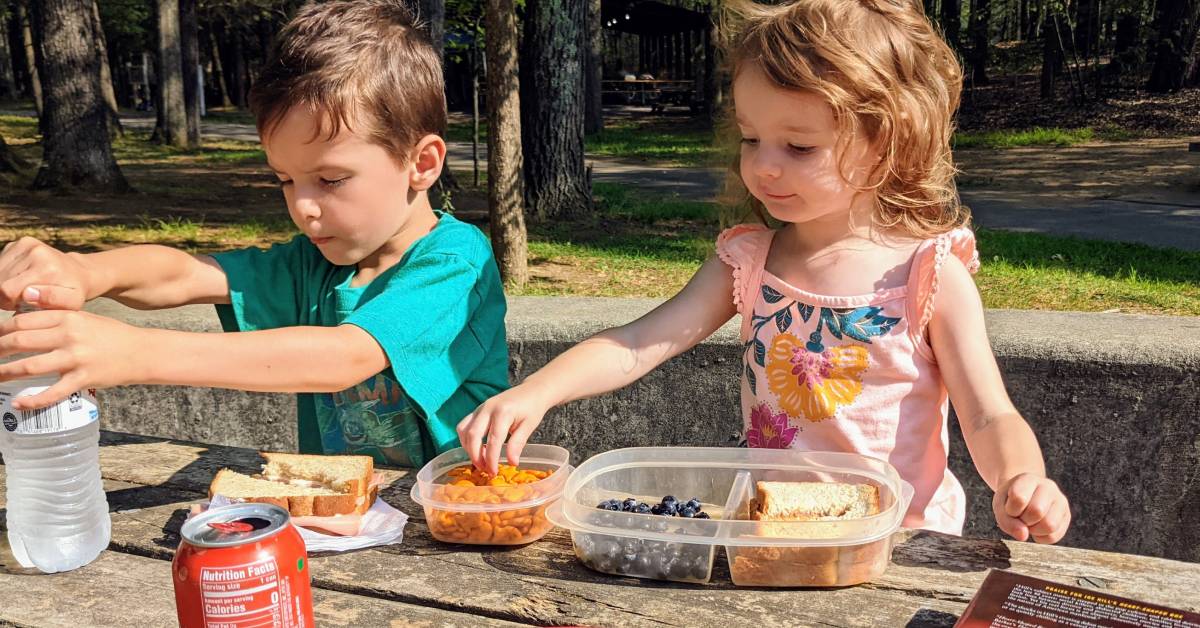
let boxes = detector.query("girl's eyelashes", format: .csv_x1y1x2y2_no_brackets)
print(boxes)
740,137,759,146
320,176,349,188
788,144,815,154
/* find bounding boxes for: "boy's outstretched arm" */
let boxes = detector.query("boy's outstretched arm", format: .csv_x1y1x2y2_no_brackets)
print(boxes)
0,237,229,311
458,255,738,474
0,309,385,409
930,256,1071,544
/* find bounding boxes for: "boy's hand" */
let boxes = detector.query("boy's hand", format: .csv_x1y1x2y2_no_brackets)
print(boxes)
0,237,92,311
457,385,552,475
993,473,1071,544
0,309,147,409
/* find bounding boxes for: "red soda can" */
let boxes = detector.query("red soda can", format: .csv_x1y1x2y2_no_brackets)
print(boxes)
173,503,314,628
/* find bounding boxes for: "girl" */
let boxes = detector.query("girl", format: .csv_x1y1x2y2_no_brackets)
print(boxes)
459,0,1069,543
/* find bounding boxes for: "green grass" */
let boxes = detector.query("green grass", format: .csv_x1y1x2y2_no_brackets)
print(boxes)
447,117,722,167
953,126,1138,149
592,182,718,223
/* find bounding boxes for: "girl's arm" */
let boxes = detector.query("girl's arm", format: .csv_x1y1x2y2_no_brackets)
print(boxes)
929,257,1071,544
459,256,738,473
0,309,387,409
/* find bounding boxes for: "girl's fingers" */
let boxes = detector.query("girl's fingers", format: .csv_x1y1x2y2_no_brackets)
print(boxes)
505,417,539,470
483,412,515,476
457,411,489,471
1002,474,1040,518
1018,482,1057,528
993,488,1030,541
1029,498,1071,544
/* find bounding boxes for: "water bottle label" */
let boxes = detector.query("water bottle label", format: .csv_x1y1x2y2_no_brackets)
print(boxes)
0,386,99,434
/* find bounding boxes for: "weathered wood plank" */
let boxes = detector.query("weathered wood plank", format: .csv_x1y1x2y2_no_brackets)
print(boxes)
7,432,1196,628
0,544,532,627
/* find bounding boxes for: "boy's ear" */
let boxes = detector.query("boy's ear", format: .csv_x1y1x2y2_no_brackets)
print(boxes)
408,134,447,192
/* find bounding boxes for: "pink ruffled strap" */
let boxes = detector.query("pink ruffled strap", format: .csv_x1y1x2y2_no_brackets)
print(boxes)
715,224,773,339
906,227,980,358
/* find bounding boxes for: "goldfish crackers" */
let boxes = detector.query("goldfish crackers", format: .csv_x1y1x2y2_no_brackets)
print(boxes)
427,464,555,545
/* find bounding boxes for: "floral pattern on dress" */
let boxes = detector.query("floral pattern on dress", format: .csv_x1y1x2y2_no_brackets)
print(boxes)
745,403,798,448
742,285,901,430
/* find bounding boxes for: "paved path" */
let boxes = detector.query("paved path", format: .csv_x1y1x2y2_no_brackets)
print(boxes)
15,110,1198,251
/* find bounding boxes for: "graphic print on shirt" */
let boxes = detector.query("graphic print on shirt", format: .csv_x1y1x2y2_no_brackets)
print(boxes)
743,284,901,433
316,373,424,466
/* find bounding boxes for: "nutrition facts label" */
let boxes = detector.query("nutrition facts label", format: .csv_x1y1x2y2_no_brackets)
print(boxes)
199,557,300,628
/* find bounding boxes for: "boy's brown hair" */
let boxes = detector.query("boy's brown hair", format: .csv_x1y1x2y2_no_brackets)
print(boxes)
249,0,446,163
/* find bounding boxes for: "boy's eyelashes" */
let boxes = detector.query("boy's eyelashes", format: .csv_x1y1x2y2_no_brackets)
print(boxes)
274,177,350,188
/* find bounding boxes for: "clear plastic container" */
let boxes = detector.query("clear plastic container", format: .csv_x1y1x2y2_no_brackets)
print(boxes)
410,444,571,545
547,447,913,587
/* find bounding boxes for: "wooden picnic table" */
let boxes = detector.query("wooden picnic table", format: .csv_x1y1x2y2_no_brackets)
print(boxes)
1,431,1198,627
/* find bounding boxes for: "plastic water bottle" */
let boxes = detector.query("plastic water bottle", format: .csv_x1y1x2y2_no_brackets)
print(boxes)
0,309,109,573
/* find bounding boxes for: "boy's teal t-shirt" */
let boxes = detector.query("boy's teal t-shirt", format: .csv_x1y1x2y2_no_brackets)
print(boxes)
210,211,509,467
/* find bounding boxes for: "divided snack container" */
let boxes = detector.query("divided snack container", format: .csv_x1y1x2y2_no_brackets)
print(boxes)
411,444,571,545
546,447,913,586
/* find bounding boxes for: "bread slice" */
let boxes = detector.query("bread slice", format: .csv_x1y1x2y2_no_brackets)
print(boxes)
208,453,376,517
751,481,880,521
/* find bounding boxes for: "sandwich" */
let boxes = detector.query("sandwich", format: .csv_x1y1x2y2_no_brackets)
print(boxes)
732,480,886,586
209,452,377,518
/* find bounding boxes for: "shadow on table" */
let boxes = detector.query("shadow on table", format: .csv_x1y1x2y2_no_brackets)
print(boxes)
906,608,961,627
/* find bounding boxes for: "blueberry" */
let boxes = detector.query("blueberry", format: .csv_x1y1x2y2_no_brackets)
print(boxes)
679,506,696,518
687,498,702,510
662,502,678,516
650,504,665,516
636,554,655,574
621,498,639,512
661,495,677,507
696,511,711,519
635,503,652,514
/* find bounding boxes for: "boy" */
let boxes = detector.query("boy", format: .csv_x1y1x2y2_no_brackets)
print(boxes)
0,0,508,468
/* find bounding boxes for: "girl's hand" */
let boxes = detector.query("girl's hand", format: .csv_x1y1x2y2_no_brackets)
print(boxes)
993,473,1071,544
457,384,553,475
0,237,93,311
0,309,147,409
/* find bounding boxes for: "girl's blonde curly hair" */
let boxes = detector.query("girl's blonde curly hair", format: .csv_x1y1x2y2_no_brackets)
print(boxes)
720,0,970,238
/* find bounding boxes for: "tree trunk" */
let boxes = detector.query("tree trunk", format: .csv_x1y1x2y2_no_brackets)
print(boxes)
1040,7,1061,98
584,0,603,134
1147,0,1200,92
18,2,42,118
219,19,247,109
180,0,201,148
1109,11,1140,81
521,0,591,220
0,13,17,99
157,0,187,146
205,22,231,108
942,0,962,51
1073,0,1098,59
486,0,528,287
29,0,128,192
0,133,28,173
968,0,991,84
90,0,122,137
